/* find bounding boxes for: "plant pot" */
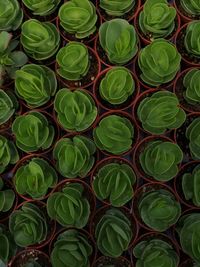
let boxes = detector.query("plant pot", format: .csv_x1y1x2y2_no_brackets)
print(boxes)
174,0,200,23
93,67,140,111
8,249,51,267
93,256,131,267
179,259,198,267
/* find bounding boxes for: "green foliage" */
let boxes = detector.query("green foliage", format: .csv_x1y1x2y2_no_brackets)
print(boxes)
23,261,42,267
0,224,16,264
183,68,200,105
184,21,200,57
22,0,61,16
93,115,134,155
100,0,135,16
0,90,18,125
99,19,138,64
180,0,200,15
0,178,15,213
186,118,200,159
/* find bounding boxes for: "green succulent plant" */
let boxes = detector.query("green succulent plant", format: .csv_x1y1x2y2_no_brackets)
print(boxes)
99,0,135,16
182,165,200,207
138,39,181,86
0,178,15,214
58,0,97,39
93,162,136,207
53,136,96,178
139,189,181,232
0,31,28,86
0,135,19,174
99,19,138,64
180,0,200,16
95,208,132,257
0,0,23,31
139,0,176,39
12,111,55,153
15,64,57,108
0,224,16,264
14,158,58,199
137,91,186,134
93,115,134,155
21,19,60,61
133,238,179,267
22,0,61,16
99,67,135,105
0,89,18,125
23,260,42,267
9,202,48,247
176,213,200,262
183,68,200,105
47,183,90,228
51,229,92,267
186,118,200,159
54,89,97,132
56,42,90,81
184,21,200,58
140,140,183,181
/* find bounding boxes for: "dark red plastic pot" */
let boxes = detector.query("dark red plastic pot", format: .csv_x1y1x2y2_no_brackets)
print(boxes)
93,256,131,267
8,249,51,267
179,259,197,267
173,0,199,23
93,67,140,111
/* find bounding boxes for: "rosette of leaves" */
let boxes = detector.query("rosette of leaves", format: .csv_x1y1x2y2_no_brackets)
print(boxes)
99,67,135,105
99,0,135,16
0,89,18,125
139,189,181,231
14,158,58,199
184,21,200,58
138,39,181,86
21,19,60,60
58,0,97,39
180,0,200,16
182,165,200,207
22,0,61,16
0,178,15,214
15,64,57,108
51,229,92,267
53,136,96,178
23,260,42,267
137,91,186,134
176,213,200,262
47,183,90,228
93,162,136,207
0,224,16,265
139,0,176,39
56,42,90,81
0,0,23,31
99,19,138,64
183,68,200,105
9,202,48,247
186,118,200,159
54,89,97,132
0,135,19,174
133,238,179,267
93,115,134,155
139,140,183,181
0,31,28,86
95,208,132,257
12,112,55,153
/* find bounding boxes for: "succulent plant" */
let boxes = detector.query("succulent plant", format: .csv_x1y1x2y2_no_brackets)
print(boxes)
56,42,90,81
0,178,15,214
99,67,135,105
182,165,200,207
0,31,28,86
183,68,200,105
54,89,97,132
15,64,57,108
53,136,96,178
21,19,60,60
93,115,134,155
186,118,200,159
0,224,16,264
180,0,200,16
99,19,138,64
139,0,176,39
9,202,48,247
47,183,90,228
95,208,132,257
23,260,42,267
0,0,23,31
22,0,61,16
138,39,181,86
137,91,186,134
0,135,19,174
51,229,92,267
58,0,97,39
133,238,179,267
139,189,181,231
184,21,200,58
99,0,135,16
14,158,58,199
12,111,55,153
176,213,200,262
140,140,183,181
93,162,136,207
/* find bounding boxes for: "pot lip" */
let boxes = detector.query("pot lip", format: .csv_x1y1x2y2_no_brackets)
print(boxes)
93,255,131,267
173,0,194,23
92,66,140,111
